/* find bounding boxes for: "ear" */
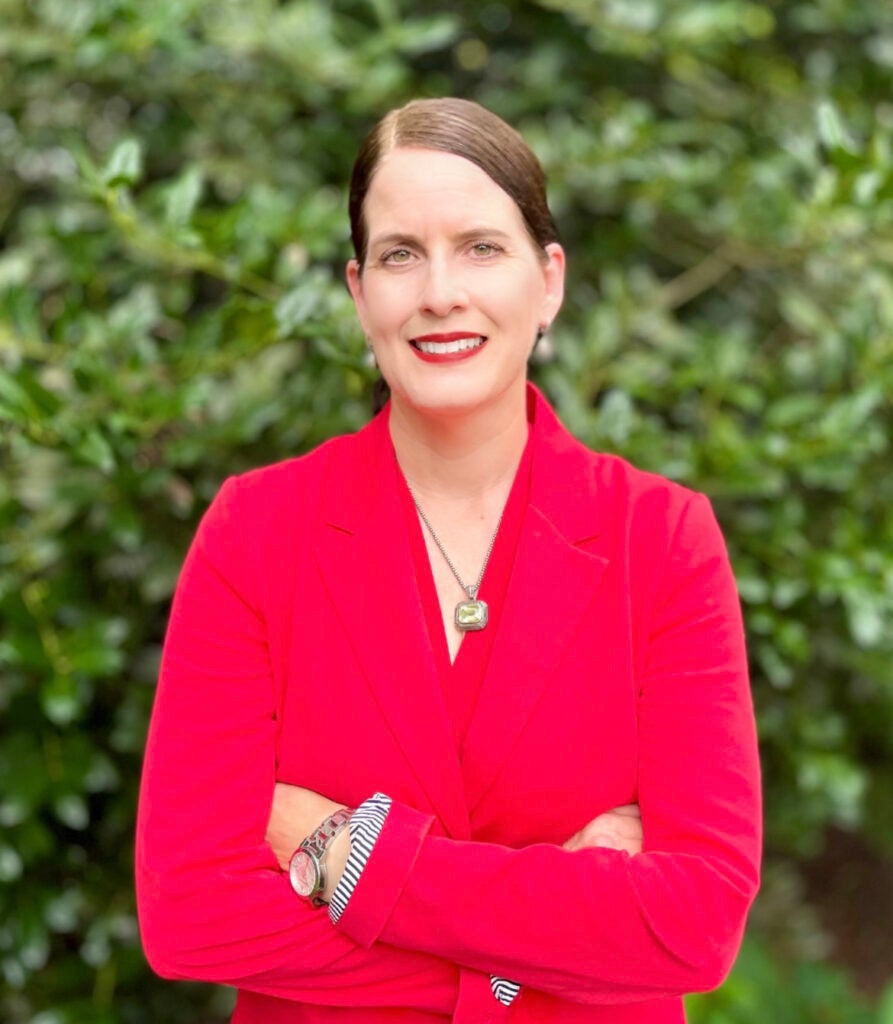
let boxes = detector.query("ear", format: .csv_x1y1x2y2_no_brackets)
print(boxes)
540,243,566,326
345,259,368,333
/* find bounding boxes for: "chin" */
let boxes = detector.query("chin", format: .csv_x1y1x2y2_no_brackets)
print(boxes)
391,376,524,422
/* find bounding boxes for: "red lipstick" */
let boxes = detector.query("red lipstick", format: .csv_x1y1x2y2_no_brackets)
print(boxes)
410,332,488,364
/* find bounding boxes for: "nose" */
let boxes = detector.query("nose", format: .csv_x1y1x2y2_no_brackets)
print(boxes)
418,254,466,317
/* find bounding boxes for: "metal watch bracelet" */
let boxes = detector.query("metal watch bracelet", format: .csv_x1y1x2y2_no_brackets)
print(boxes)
288,808,353,906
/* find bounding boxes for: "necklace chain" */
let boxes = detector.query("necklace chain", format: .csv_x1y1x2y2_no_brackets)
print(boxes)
411,496,503,602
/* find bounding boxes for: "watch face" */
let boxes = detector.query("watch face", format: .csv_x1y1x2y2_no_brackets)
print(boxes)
289,850,320,898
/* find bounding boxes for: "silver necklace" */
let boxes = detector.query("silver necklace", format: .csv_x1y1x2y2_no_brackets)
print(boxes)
411,497,503,632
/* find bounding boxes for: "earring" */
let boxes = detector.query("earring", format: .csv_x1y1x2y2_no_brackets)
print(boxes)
364,336,377,369
531,323,555,364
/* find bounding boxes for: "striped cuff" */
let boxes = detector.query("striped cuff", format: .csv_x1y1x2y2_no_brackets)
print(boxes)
328,792,392,924
327,792,521,1007
490,975,521,1006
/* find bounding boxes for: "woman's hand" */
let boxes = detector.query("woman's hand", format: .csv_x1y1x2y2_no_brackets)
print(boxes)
265,783,350,901
266,783,642,904
563,804,642,855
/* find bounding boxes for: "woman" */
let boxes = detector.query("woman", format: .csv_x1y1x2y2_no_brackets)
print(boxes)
136,98,761,1024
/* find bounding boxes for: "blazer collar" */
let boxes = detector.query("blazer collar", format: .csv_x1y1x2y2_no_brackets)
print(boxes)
525,383,607,546
321,383,607,546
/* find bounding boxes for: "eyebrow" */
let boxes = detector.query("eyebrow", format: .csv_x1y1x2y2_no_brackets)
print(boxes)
368,227,515,250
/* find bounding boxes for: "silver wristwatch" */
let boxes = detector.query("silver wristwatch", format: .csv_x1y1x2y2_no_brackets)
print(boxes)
288,808,353,906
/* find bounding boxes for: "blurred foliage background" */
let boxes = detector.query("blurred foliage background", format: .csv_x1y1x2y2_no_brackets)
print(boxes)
1,0,892,1021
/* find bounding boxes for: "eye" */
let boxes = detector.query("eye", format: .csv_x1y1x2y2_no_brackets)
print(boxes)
381,247,414,265
469,241,502,257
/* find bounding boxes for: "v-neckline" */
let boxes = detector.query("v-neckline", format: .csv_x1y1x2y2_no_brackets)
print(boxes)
394,429,534,752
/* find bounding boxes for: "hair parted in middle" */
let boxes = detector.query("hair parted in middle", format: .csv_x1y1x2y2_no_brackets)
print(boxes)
348,97,559,267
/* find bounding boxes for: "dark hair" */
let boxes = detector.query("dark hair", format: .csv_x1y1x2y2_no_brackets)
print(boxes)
349,97,558,267
348,98,559,411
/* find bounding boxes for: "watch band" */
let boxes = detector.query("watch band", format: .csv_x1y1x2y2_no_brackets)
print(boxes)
288,808,353,906
303,808,353,858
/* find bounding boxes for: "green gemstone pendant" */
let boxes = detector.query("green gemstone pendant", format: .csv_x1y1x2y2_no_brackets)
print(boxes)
455,599,489,632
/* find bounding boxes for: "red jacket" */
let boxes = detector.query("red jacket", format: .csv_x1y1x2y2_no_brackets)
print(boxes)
136,386,761,1024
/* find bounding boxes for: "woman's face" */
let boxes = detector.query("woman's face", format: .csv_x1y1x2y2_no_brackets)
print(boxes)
346,147,564,420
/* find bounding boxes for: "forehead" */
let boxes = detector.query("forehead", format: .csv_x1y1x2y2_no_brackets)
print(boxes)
364,147,527,237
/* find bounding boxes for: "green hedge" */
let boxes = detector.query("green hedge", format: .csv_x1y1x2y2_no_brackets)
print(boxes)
2,1,892,1020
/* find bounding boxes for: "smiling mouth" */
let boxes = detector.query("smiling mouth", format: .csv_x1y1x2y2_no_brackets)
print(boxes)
411,335,487,354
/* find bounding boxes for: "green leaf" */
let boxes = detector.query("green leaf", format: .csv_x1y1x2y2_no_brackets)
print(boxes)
0,845,23,882
53,795,90,831
102,138,144,188
41,676,83,727
816,99,859,156
75,429,115,472
275,272,328,336
164,165,204,227
0,371,37,422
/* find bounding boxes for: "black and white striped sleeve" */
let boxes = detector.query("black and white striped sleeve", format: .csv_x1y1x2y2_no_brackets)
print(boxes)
327,792,521,1007
327,792,392,924
490,975,521,1006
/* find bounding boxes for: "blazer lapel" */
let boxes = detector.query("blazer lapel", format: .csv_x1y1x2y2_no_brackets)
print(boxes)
313,411,471,839
462,388,611,813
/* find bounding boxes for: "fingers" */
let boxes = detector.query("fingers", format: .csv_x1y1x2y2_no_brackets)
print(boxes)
563,804,644,856
606,804,641,818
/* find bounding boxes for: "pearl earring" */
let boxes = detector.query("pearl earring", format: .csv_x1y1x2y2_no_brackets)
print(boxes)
363,336,377,369
531,323,555,364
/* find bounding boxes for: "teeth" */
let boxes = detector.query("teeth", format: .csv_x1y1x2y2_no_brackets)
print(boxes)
416,336,485,354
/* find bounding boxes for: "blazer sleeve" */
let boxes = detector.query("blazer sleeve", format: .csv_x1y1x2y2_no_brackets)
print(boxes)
333,492,762,1006
135,477,460,1012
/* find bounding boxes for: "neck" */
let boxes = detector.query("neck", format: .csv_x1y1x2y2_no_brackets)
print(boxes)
388,387,529,505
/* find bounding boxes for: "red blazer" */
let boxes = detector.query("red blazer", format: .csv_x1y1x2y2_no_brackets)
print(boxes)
136,386,761,1024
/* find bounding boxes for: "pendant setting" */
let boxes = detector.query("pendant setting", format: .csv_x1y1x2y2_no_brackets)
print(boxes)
455,599,489,632
411,491,501,635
